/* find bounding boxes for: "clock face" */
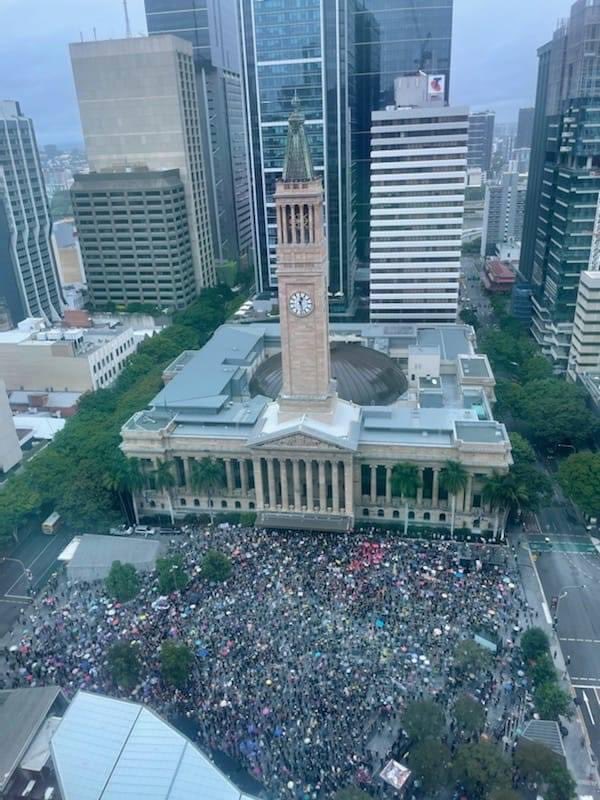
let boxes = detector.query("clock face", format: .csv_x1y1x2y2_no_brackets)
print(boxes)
289,291,313,317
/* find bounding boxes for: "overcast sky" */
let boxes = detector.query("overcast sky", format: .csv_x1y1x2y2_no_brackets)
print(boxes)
0,0,573,146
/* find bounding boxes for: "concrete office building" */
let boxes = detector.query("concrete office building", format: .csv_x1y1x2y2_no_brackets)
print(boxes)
145,0,254,271
70,36,214,292
0,318,137,393
351,0,454,274
567,270,600,381
122,106,511,534
0,101,63,324
516,107,535,149
72,170,196,311
0,378,21,474
52,218,85,286
369,75,468,323
467,111,495,174
480,171,527,257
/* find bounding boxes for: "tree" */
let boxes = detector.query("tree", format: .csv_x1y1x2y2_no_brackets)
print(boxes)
452,741,511,799
160,640,193,688
107,641,140,690
519,379,598,451
401,700,445,743
546,763,577,800
558,451,600,518
124,457,146,524
453,694,485,737
459,308,480,330
519,355,553,382
509,432,536,464
439,460,468,538
514,740,560,786
482,472,529,537
534,682,572,720
408,740,451,795
530,653,557,687
454,640,492,675
189,457,226,523
156,555,189,594
511,463,553,512
201,550,232,583
105,561,140,602
391,463,422,535
521,627,550,662
153,460,176,524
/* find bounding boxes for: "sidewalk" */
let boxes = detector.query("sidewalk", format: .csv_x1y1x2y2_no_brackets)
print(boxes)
509,528,600,799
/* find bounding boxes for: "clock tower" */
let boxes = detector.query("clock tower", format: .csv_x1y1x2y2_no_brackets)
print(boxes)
275,98,333,408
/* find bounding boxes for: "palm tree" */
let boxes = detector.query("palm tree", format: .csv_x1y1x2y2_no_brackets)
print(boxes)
482,472,529,539
125,457,146,524
189,457,226,524
439,460,469,539
103,456,132,524
153,460,176,524
391,463,422,536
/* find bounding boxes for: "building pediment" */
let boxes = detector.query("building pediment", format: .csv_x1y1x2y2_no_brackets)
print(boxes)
251,430,350,452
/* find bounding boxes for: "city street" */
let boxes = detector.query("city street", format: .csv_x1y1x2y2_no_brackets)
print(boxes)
0,529,71,638
460,255,493,322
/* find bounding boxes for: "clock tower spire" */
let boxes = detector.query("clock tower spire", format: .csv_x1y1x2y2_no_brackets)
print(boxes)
275,98,333,408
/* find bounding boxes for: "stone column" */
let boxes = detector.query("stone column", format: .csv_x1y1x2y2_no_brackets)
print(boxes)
432,469,440,506
370,464,377,504
252,459,264,508
344,461,353,513
332,461,340,513
224,459,234,493
280,459,289,511
385,466,392,505
306,460,314,510
319,461,327,510
183,457,192,489
240,460,248,496
267,459,276,507
417,468,424,506
292,460,301,509
464,474,473,512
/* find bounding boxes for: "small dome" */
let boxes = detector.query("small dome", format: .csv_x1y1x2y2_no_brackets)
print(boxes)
250,342,407,406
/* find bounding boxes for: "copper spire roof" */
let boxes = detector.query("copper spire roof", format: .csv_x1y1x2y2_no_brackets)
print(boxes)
282,94,314,182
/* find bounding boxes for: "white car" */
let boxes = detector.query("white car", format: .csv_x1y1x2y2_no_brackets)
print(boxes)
134,525,156,537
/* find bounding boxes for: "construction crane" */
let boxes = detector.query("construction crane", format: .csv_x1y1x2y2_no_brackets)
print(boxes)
123,0,132,38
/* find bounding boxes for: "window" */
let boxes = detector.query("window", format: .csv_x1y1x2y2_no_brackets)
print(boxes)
424,512,431,521
221,500,228,508
194,499,200,507
439,513,447,522
377,509,384,517
408,511,415,520
180,498,187,506
235,501,241,509
249,502,255,510
363,508,369,516
393,510,399,519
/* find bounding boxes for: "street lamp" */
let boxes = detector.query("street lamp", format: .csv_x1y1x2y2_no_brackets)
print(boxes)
553,584,587,628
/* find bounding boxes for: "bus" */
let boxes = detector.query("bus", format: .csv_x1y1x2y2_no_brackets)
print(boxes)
42,512,61,535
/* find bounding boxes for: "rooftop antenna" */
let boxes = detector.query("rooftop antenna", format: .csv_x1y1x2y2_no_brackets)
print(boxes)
123,0,132,38
80,31,83,42
93,26,97,41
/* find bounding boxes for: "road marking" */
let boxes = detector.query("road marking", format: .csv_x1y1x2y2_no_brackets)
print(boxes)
3,537,56,597
560,637,600,644
572,681,600,686
583,690,596,725
527,547,552,624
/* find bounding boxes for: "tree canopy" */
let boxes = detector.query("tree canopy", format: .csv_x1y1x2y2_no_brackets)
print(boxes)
521,627,550,662
107,641,140,690
156,556,189,594
160,640,193,688
534,682,572,720
454,640,492,675
558,451,600,518
200,550,232,583
105,561,140,603
401,700,445,743
407,740,451,795
453,694,485,736
452,741,511,799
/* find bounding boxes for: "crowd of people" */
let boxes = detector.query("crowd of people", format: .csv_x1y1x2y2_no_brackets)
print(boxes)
0,527,529,798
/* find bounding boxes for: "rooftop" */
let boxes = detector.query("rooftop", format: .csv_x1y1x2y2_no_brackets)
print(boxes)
51,691,260,800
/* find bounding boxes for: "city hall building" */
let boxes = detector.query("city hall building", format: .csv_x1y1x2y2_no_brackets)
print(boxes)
121,104,512,532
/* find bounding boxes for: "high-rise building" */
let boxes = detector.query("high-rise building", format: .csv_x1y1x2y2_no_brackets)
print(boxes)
516,107,535,149
369,74,468,324
239,0,355,305
69,36,214,292
352,0,454,271
467,111,495,174
145,0,254,271
0,101,63,324
480,171,527,257
567,270,600,381
72,170,196,311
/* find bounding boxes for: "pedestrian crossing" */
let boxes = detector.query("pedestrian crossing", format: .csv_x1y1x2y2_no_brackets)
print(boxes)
528,535,597,554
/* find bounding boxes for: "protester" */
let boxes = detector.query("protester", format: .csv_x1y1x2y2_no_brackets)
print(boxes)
0,527,528,798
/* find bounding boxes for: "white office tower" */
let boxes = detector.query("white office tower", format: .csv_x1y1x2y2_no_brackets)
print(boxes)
369,74,468,323
568,271,600,381
70,36,215,291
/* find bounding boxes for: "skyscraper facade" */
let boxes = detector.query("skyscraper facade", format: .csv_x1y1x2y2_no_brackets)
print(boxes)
467,111,495,174
352,0,454,271
0,101,63,324
480,171,527,257
519,0,600,368
369,76,468,323
145,0,254,271
70,36,215,292
239,0,355,304
515,107,535,149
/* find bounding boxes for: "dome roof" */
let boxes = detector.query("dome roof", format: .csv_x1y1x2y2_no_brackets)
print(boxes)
249,342,407,406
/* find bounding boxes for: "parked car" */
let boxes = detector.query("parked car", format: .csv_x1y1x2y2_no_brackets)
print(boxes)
109,525,133,536
134,525,156,537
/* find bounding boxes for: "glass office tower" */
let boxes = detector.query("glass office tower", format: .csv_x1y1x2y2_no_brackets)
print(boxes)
352,0,454,270
145,0,254,270
239,0,355,305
